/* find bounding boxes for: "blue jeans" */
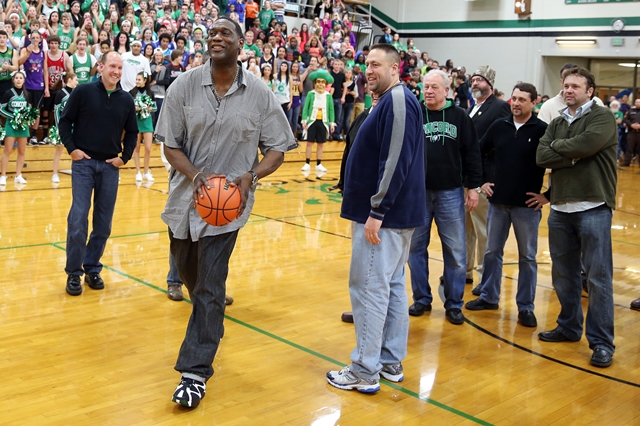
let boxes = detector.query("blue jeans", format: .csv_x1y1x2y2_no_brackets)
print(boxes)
332,98,343,139
167,252,182,285
289,104,301,134
342,102,355,137
348,222,413,381
548,205,615,354
408,187,466,310
171,229,239,379
65,159,120,276
478,203,541,311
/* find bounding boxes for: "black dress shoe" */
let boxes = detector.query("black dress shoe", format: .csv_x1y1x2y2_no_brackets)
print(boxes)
465,278,473,284
409,302,432,316
66,275,82,296
590,348,613,367
471,283,483,296
465,298,498,310
167,284,183,301
341,312,354,323
445,308,465,325
538,328,580,342
225,295,234,305
518,310,537,327
631,297,640,311
85,273,104,290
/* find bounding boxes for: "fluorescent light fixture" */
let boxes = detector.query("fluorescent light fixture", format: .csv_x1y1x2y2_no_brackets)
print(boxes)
618,63,638,68
555,37,596,46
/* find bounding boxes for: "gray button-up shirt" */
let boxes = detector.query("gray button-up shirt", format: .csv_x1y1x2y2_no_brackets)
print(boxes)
155,60,296,240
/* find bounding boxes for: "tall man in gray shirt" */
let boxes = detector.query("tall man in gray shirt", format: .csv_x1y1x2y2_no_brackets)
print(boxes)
155,17,295,408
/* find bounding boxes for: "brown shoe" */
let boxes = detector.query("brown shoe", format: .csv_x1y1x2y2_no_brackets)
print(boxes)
225,295,234,305
631,297,640,311
167,284,183,301
341,312,354,323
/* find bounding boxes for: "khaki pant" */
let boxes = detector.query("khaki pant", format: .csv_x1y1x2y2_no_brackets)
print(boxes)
465,191,488,282
351,102,365,124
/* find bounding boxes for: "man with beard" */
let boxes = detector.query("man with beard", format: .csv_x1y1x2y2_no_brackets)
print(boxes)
465,66,510,295
156,16,294,408
464,83,548,328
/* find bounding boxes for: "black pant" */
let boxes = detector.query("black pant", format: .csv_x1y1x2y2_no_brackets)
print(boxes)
245,17,255,32
170,228,239,379
623,131,640,166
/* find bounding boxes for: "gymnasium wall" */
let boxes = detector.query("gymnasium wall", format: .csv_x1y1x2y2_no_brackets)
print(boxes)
366,0,640,96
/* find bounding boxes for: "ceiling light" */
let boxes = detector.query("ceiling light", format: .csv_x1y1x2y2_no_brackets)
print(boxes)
618,63,638,68
555,37,596,46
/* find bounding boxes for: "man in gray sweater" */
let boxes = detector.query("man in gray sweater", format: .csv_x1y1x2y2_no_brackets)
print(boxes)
536,67,618,368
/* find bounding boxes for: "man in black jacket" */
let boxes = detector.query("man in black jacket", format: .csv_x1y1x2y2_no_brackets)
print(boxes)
60,52,138,296
464,83,548,328
465,66,511,294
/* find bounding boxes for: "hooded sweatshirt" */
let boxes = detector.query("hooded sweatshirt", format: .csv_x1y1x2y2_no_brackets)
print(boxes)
422,100,482,190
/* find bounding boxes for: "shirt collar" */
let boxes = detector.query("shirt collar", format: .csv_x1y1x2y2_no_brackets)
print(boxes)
202,59,246,88
561,99,594,123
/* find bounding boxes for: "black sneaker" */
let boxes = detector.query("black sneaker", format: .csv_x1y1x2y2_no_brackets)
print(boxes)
518,310,537,327
172,376,206,408
85,273,104,290
471,283,483,296
465,298,499,310
408,302,432,316
66,275,82,296
445,308,465,325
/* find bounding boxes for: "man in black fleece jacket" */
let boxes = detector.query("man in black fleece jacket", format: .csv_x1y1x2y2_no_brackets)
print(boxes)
60,52,138,296
464,83,548,328
408,69,483,325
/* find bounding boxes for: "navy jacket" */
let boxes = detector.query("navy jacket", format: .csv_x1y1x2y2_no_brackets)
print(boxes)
341,84,426,229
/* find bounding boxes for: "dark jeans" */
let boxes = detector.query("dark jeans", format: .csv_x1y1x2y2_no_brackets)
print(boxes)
153,97,164,128
289,104,301,134
548,205,615,354
332,98,344,139
167,252,181,285
623,131,639,166
65,159,119,276
171,229,239,380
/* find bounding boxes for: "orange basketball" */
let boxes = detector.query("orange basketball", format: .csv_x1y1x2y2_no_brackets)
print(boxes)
195,176,242,226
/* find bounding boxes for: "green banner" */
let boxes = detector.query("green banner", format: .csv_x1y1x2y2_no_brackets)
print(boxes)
566,0,639,4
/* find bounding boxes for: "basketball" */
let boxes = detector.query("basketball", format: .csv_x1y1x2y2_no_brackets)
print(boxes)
195,176,242,226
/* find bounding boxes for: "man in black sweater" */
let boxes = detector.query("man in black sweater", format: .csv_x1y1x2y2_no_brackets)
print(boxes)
464,83,548,327
60,52,138,296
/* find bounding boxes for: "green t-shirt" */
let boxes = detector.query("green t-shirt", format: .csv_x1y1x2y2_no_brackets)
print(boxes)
258,9,274,30
0,48,14,81
244,43,261,57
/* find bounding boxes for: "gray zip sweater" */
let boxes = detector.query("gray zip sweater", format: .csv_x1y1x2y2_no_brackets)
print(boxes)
536,104,617,209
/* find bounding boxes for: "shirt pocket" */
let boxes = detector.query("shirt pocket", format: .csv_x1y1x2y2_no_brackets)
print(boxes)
183,106,205,141
233,110,261,144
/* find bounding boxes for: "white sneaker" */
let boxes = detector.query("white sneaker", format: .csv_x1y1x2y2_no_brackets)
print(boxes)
14,175,27,184
28,136,38,146
0,176,6,185
316,164,327,172
52,173,60,183
143,172,154,181
135,172,143,182
301,163,310,171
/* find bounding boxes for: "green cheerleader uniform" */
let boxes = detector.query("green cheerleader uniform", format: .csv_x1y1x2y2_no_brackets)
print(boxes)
134,90,157,133
0,89,31,138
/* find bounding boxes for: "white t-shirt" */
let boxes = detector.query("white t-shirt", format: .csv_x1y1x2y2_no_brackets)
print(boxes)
120,51,151,92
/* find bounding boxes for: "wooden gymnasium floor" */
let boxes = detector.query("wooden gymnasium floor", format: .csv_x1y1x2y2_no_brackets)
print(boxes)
0,144,639,425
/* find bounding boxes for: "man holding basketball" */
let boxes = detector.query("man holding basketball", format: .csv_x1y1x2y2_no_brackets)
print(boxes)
155,17,294,409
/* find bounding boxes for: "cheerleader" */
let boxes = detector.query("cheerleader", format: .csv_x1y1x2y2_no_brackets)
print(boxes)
50,71,78,183
0,70,31,185
129,71,157,182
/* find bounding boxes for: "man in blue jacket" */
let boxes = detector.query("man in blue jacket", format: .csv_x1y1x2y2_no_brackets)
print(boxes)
326,44,426,393
60,52,138,296
464,83,549,328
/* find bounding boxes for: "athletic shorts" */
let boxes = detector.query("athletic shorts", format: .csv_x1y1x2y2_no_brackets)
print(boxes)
42,90,58,111
0,80,13,101
26,89,45,109
307,119,327,143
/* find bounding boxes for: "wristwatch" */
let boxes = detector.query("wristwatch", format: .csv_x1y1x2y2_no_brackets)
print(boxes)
248,170,259,186
474,187,482,194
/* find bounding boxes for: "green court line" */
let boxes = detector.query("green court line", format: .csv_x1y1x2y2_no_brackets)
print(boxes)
46,243,491,425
